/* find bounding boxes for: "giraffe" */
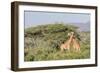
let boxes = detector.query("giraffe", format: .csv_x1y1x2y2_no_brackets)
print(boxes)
72,36,80,52
60,32,81,52
60,32,74,51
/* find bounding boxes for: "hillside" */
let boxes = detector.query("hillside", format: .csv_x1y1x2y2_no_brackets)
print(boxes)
24,23,90,61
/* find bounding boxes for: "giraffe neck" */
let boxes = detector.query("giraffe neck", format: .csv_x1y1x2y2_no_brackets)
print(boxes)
65,34,73,44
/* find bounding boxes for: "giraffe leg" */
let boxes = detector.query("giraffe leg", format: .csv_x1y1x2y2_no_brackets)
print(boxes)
60,44,65,52
67,45,70,52
72,42,76,52
75,46,80,52
77,47,80,52
76,44,80,52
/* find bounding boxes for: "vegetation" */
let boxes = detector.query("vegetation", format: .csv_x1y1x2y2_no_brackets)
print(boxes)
24,23,90,61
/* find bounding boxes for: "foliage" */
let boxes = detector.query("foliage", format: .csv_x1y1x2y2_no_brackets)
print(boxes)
24,23,90,61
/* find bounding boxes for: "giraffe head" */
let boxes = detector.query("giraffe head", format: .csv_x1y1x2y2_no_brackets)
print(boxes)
68,32,74,36
70,32,74,35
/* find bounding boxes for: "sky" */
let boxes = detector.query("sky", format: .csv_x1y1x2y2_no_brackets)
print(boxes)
24,11,90,31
